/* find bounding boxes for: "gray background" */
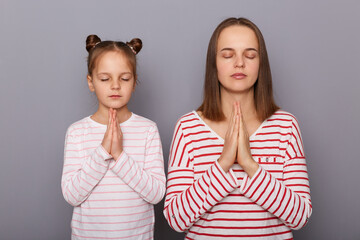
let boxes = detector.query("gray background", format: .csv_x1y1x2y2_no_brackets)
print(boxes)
0,0,359,239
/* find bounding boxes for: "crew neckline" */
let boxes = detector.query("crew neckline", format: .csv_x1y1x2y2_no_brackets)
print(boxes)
87,112,135,127
192,110,267,141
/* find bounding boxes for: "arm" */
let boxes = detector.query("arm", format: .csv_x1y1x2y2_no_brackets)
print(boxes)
110,124,166,204
61,130,111,207
239,117,312,229
163,121,239,232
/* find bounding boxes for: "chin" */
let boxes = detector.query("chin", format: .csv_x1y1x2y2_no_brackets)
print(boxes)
111,104,127,110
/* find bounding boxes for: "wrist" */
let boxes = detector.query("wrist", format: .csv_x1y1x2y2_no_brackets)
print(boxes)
242,158,259,178
217,156,233,172
112,149,123,161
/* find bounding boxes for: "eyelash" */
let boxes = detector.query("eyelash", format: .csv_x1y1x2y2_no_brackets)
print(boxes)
100,77,131,81
223,55,256,59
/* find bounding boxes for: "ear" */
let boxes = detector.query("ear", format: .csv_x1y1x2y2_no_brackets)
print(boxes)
87,75,95,92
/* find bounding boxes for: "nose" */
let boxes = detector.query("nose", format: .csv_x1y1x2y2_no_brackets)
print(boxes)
111,79,120,89
234,55,245,68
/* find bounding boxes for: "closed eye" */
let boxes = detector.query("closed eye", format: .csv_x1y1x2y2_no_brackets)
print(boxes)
245,55,256,59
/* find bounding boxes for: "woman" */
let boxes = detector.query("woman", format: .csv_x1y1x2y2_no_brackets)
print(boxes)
164,17,312,239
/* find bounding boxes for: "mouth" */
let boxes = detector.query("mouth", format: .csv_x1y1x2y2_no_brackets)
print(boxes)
231,73,247,79
109,95,121,98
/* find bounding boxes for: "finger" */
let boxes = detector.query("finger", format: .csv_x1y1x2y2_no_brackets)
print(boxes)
105,108,112,133
239,109,250,140
236,102,240,118
116,117,122,141
234,114,240,138
227,102,236,136
111,108,115,122
108,108,112,126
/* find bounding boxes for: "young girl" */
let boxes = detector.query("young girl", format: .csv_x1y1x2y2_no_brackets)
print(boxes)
62,35,166,240
164,18,312,239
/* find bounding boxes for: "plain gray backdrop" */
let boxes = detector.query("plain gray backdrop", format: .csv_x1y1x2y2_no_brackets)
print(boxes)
1,0,359,239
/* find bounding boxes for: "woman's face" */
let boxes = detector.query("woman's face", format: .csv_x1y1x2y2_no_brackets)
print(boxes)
216,25,260,94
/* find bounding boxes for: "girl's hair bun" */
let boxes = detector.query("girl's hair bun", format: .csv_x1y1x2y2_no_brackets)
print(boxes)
126,38,142,54
86,34,101,52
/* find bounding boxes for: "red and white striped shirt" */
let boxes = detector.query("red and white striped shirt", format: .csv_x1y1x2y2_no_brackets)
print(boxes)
62,113,166,240
164,110,312,239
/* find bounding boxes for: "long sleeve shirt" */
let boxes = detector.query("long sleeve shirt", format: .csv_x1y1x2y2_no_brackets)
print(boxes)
62,113,166,240
164,110,312,239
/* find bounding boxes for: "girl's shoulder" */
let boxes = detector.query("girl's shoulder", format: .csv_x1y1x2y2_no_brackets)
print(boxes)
65,116,96,136
127,113,158,129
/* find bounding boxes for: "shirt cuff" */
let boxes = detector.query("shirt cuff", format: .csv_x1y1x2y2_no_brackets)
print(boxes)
109,151,127,173
239,165,263,194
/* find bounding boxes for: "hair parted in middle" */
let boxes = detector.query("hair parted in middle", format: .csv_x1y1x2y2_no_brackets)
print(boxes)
197,17,279,122
85,34,142,80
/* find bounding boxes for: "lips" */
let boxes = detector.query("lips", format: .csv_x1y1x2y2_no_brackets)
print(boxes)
109,95,121,98
231,73,247,79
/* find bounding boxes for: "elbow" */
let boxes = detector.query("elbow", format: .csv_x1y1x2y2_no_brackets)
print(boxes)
62,191,82,207
151,191,165,205
288,204,312,230
163,207,188,232
61,184,82,207
148,178,166,204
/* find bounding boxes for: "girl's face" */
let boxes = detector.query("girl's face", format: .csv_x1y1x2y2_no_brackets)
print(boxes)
87,51,135,112
216,25,260,94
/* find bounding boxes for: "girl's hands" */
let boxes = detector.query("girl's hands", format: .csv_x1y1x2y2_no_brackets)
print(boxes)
101,109,113,155
236,105,259,178
110,108,123,160
101,108,123,160
218,102,240,172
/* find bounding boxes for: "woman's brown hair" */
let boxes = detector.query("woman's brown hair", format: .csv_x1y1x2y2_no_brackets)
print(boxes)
197,17,279,122
85,34,142,81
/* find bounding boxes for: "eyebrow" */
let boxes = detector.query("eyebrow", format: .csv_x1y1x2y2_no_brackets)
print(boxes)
97,72,132,75
220,47,258,52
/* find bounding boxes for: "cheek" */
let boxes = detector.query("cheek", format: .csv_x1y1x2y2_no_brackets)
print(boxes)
216,60,229,77
124,83,135,96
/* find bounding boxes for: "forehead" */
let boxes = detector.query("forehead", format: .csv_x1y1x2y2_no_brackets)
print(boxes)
217,25,259,50
95,50,132,72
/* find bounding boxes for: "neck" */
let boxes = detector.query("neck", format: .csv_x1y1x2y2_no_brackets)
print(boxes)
220,87,258,122
92,105,131,125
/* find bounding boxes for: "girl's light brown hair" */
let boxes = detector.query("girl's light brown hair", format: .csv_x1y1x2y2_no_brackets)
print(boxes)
197,17,279,122
85,34,142,81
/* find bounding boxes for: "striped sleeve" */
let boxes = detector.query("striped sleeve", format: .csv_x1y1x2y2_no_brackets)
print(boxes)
239,117,312,230
61,129,111,207
164,120,239,232
110,124,166,204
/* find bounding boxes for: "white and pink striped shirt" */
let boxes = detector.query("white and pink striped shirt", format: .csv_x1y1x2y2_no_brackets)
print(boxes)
62,113,166,240
164,110,312,239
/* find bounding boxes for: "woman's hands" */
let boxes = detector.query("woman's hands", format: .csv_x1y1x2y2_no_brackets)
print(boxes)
218,102,240,172
101,108,123,160
218,102,259,177
237,105,259,178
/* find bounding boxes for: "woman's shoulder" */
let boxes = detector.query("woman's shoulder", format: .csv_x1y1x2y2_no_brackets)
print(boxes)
267,109,300,128
174,111,200,126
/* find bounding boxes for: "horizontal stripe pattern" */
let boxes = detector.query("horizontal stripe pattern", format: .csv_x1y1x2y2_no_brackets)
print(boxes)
164,110,311,239
62,114,166,240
